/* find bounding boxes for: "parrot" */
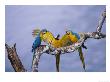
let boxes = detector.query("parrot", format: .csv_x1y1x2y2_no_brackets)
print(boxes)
32,29,72,72
65,30,86,71
32,29,48,53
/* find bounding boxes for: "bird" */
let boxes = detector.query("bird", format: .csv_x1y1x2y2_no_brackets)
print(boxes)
65,30,86,71
32,29,72,72
32,29,48,54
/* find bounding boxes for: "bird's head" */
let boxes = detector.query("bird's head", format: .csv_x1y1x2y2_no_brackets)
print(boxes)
40,29,48,39
66,30,80,40
40,29,48,36
40,29,54,42
66,30,73,35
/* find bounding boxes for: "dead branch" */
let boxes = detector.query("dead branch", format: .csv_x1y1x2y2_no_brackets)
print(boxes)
5,43,26,72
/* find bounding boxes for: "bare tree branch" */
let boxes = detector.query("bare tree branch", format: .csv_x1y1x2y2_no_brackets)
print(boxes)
5,43,26,72
96,10,106,33
32,45,48,72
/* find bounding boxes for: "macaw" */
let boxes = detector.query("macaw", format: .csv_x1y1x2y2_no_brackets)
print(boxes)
65,30,86,71
32,29,72,72
32,29,47,53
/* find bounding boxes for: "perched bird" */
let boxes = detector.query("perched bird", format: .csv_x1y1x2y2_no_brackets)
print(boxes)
32,29,47,53
65,30,86,71
32,29,72,72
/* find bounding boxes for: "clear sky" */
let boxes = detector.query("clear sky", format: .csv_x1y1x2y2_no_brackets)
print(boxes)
5,5,106,72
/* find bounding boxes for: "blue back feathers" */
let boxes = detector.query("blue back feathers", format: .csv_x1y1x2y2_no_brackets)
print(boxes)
32,33,41,53
32,29,48,53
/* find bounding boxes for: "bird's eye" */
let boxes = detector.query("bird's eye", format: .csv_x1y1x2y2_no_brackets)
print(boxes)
66,31,70,35
42,32,46,34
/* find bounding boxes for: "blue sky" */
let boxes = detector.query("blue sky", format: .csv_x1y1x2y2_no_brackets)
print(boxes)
5,5,106,72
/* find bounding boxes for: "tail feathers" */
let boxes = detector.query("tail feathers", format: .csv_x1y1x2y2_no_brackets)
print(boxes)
55,54,60,72
78,47,86,71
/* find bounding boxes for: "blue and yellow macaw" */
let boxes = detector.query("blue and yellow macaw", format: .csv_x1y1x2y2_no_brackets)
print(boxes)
65,30,87,71
32,29,72,72
32,29,47,53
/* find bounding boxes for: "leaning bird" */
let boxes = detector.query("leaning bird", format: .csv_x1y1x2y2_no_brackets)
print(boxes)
32,29,47,53
65,30,87,71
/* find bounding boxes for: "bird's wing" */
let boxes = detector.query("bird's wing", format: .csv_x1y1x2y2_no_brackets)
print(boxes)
32,36,41,53
60,34,73,47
